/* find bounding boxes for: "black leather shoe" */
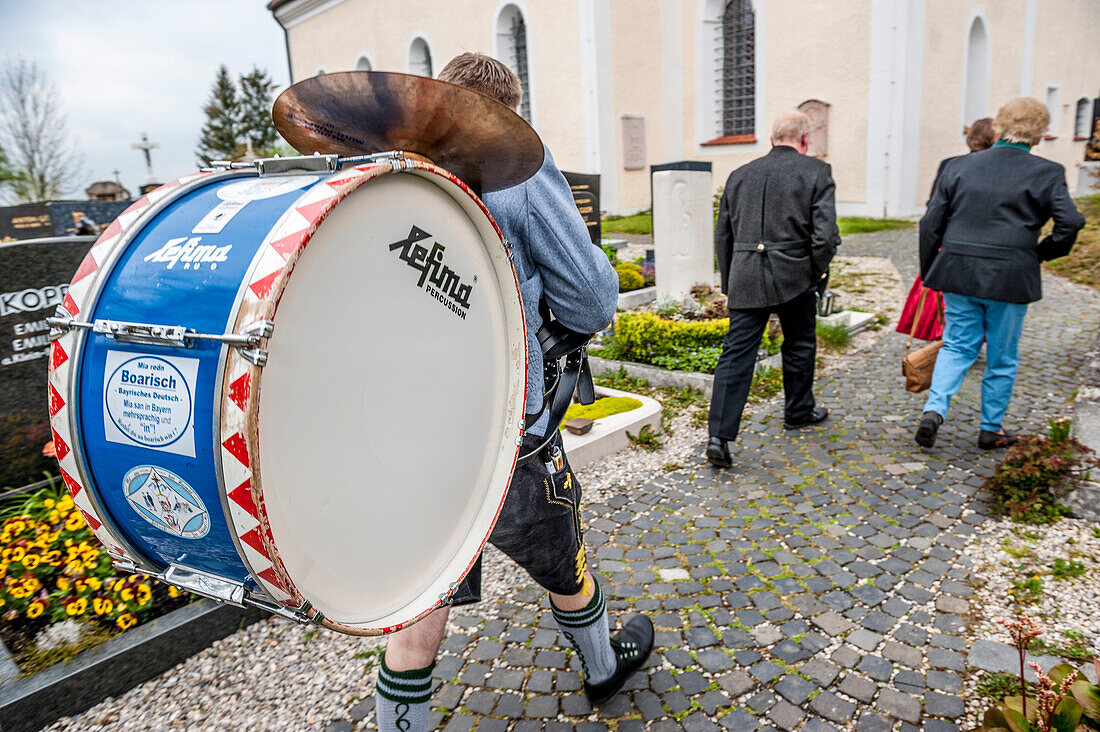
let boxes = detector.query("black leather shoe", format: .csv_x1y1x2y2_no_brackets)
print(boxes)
915,411,942,448
584,614,655,705
784,407,829,430
978,429,1019,450
706,436,732,468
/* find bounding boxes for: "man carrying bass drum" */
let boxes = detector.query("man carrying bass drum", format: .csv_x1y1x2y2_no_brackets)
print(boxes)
373,53,655,732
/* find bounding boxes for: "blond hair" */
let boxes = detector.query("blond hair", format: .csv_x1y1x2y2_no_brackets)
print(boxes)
994,98,1050,147
438,52,521,110
772,111,810,144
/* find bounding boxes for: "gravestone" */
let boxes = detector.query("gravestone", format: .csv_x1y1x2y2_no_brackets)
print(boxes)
0,201,131,241
650,162,713,303
0,236,95,490
561,171,601,245
621,116,646,171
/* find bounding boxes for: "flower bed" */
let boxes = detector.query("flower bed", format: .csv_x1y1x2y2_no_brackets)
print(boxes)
0,484,190,675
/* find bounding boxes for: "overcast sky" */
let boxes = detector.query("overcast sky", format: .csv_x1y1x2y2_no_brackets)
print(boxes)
0,1,289,200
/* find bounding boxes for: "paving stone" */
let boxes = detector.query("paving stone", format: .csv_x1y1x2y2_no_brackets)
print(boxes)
719,709,759,731
524,695,559,718
766,699,806,731
774,675,817,705
750,661,785,684
882,640,923,668
716,670,755,698
812,611,854,636
682,712,721,732
839,673,878,702
847,629,884,652
854,712,894,732
925,690,966,719
696,649,735,672
802,659,841,687
677,670,711,695
875,688,922,723
810,691,858,723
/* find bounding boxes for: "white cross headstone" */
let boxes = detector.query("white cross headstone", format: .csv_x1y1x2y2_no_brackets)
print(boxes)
131,132,160,186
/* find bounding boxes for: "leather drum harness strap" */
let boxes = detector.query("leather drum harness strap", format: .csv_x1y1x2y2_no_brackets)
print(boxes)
516,301,597,467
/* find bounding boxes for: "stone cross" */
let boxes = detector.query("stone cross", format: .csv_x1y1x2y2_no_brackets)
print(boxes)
131,132,160,185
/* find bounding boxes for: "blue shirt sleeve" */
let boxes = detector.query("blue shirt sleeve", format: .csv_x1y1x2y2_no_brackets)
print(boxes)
522,155,618,334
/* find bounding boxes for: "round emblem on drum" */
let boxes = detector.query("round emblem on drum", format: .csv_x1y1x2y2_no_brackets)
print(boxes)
122,466,210,539
104,355,193,449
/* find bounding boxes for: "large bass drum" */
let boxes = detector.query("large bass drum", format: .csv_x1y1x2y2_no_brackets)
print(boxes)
47,156,527,634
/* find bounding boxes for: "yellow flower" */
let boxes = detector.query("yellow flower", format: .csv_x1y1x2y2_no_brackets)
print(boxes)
65,597,88,616
56,576,70,591
9,586,26,599
43,498,55,509
75,578,88,592
85,577,101,591
116,613,136,629
120,587,134,602
0,532,10,543
136,585,152,605
58,495,74,511
167,586,182,599
43,550,61,565
9,520,25,535
10,547,25,562
22,577,41,593
93,597,113,615
48,511,60,524
27,600,46,618
64,513,85,531
23,554,40,570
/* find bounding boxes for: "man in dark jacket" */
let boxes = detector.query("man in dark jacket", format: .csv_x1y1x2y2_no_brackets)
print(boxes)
915,97,1085,450
706,111,841,468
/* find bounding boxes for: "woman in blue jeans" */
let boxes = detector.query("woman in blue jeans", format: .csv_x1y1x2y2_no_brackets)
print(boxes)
915,97,1085,449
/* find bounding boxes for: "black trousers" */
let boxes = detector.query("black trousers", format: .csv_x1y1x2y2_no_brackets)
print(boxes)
708,289,818,441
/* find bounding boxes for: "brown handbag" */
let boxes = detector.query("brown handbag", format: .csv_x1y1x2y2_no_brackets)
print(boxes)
902,289,943,393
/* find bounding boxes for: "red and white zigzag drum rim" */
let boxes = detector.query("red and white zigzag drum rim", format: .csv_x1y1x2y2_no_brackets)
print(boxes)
48,160,528,635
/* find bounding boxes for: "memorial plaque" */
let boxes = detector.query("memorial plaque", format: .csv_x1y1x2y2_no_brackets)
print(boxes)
0,236,94,490
622,115,646,171
797,99,830,159
562,171,601,245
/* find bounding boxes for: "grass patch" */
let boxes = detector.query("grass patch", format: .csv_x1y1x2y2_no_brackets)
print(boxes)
1029,630,1093,662
1045,194,1100,288
1049,558,1086,580
602,210,653,235
559,396,642,427
748,365,783,402
975,670,1031,701
816,322,852,351
837,217,916,235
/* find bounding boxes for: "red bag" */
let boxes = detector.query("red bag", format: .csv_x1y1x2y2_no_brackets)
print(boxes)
896,277,944,341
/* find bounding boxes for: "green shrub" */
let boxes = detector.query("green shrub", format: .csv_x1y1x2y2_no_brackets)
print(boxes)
600,243,619,266
615,263,645,292
615,312,728,362
651,346,722,374
982,419,1098,524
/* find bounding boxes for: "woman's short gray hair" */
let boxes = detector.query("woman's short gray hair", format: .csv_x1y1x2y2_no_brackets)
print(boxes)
772,111,810,143
994,98,1050,147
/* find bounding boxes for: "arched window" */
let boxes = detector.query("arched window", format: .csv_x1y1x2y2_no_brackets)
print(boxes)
355,55,373,72
495,4,531,121
1077,97,1094,139
720,0,755,138
963,16,990,126
408,36,433,78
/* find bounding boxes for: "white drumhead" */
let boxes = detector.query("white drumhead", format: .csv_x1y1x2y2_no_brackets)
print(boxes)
256,170,522,627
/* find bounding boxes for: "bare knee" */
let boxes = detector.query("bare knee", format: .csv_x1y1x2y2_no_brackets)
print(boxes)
385,606,450,671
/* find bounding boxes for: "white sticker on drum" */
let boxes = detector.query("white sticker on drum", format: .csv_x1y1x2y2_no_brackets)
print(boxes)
103,351,198,457
216,176,320,202
122,465,210,539
192,199,247,234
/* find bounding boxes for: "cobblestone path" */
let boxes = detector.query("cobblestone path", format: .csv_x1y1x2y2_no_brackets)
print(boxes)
362,230,1100,732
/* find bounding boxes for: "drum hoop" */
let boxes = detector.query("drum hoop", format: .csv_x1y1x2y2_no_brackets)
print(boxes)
219,159,528,632
46,171,218,572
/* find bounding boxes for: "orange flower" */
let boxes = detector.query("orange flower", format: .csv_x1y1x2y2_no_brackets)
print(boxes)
42,441,56,458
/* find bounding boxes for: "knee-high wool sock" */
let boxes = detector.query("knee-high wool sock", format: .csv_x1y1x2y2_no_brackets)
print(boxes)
376,656,433,732
551,578,617,684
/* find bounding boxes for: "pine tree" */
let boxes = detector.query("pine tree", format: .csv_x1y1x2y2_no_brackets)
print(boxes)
195,65,240,165
238,66,279,156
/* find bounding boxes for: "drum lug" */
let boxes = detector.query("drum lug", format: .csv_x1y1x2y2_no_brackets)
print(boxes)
244,595,319,625
162,564,247,605
239,347,269,367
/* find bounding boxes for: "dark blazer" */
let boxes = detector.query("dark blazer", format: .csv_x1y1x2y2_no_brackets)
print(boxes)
716,145,841,309
920,147,1085,304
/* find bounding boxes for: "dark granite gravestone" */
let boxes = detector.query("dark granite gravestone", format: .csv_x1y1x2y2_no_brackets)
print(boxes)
0,201,131,241
561,171,601,245
0,236,95,490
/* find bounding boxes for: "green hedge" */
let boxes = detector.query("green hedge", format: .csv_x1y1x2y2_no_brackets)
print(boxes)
615,312,729,361
615,263,645,292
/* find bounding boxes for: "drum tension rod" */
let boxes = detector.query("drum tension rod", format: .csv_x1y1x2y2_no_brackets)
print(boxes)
46,316,275,367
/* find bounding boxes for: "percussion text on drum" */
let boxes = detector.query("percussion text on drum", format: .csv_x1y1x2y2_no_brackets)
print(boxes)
389,226,474,318
143,236,232,270
0,284,69,316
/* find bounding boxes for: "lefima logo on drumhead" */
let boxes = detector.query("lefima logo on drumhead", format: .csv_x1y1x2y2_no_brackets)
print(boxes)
388,225,474,320
143,236,232,270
